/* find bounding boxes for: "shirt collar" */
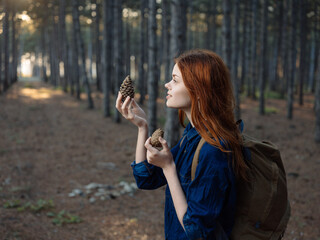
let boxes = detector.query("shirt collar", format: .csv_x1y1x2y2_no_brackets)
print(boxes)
184,123,200,141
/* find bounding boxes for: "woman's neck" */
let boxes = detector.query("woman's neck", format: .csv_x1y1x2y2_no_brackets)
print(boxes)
184,110,194,127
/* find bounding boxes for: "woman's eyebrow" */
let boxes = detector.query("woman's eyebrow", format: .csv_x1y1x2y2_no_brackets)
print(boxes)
172,74,180,78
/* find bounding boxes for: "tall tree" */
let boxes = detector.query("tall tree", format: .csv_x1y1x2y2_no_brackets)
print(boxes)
72,0,94,108
246,0,253,97
232,0,240,120
240,1,248,93
164,0,187,147
102,0,113,117
280,0,289,98
138,0,147,105
93,0,102,92
211,0,217,51
298,0,307,105
222,0,232,70
147,0,158,134
287,0,298,119
3,0,10,91
315,45,320,142
10,4,18,84
113,0,123,122
59,0,69,92
162,0,171,84
271,0,284,92
250,0,258,99
259,0,268,115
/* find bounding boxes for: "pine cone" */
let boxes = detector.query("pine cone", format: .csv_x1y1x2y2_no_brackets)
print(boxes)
120,75,134,102
150,128,164,148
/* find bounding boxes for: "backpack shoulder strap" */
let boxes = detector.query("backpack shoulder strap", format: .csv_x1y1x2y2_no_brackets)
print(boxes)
180,135,187,148
191,137,206,181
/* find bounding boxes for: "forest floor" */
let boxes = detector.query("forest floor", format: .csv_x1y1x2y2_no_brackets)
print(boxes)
0,81,319,240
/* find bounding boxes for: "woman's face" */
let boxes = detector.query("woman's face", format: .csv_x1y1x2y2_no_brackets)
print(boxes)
164,64,191,111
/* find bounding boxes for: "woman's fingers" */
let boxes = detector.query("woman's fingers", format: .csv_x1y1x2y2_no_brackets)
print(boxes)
121,96,131,116
115,92,122,111
159,137,170,152
145,137,157,154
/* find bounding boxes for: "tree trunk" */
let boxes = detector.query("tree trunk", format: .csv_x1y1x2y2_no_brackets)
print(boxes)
94,0,102,92
3,0,10,91
211,0,217,51
232,0,240,120
315,50,320,142
240,2,248,93
259,0,268,115
165,0,187,148
138,0,147,105
11,6,18,83
308,31,317,93
222,0,232,70
272,0,284,92
59,0,69,92
187,2,194,50
71,1,81,99
113,0,123,122
72,0,94,109
162,0,171,83
281,0,289,98
246,0,253,97
147,0,158,134
251,0,258,99
125,20,130,77
102,0,113,117
298,0,307,106
287,0,298,119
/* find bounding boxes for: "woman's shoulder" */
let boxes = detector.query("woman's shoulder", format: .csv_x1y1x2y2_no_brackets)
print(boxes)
198,141,229,165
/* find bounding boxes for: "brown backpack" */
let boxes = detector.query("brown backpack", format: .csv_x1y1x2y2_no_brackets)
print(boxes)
189,133,291,240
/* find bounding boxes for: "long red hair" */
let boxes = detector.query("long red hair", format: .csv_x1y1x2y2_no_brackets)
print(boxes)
176,49,247,180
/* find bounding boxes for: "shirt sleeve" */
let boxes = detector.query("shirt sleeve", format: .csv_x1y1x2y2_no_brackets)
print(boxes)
182,144,231,239
131,139,182,190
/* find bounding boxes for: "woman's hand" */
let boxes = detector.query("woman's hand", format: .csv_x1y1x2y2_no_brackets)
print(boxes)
115,92,147,129
144,137,175,171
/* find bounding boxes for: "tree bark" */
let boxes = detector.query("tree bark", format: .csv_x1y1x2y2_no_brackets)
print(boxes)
287,0,298,119
232,0,240,120
251,0,258,100
222,0,232,70
3,0,10,91
11,6,17,84
72,0,94,109
281,0,289,98
93,0,102,92
59,0,69,92
102,0,113,117
147,0,158,134
240,1,248,93
271,0,284,92
138,0,147,105
211,0,217,51
162,0,171,84
315,50,320,142
259,0,268,115
113,0,123,122
165,0,187,148
298,0,307,105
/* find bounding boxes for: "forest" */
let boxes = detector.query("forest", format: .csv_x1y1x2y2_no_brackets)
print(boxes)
0,0,320,239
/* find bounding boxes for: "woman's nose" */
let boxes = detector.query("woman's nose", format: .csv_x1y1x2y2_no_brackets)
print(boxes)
165,82,169,89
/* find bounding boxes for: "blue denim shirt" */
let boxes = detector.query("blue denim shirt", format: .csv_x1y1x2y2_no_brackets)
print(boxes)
131,123,237,240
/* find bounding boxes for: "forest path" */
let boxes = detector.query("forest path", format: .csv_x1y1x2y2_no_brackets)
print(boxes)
0,81,319,239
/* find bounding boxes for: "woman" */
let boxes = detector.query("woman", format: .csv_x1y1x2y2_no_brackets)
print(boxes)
116,49,247,240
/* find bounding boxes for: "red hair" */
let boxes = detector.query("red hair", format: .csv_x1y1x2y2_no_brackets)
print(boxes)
176,49,247,180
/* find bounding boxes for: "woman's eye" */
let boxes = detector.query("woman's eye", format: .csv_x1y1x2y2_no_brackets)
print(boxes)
172,78,177,83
